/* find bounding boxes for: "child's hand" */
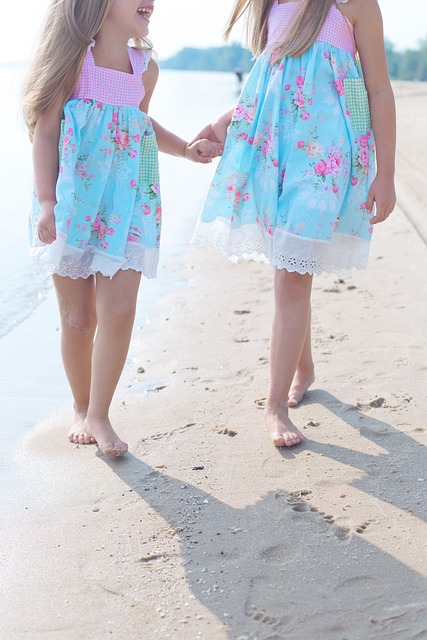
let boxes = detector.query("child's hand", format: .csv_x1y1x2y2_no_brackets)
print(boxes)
191,108,234,146
38,201,57,244
211,118,229,145
185,139,223,164
366,175,396,224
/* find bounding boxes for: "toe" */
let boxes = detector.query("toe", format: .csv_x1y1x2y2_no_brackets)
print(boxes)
101,442,128,457
284,433,303,447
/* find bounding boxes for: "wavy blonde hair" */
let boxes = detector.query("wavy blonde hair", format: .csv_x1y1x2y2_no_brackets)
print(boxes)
22,0,152,141
224,0,335,63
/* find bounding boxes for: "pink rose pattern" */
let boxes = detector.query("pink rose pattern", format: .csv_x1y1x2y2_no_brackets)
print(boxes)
200,44,376,244
31,99,162,256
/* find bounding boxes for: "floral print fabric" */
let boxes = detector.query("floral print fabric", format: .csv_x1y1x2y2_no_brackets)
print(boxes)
193,30,376,275
30,93,161,280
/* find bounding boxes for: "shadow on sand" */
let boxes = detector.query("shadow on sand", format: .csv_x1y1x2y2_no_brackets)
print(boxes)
100,389,427,639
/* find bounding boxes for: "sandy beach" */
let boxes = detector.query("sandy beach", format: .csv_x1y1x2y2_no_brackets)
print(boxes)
1,81,427,640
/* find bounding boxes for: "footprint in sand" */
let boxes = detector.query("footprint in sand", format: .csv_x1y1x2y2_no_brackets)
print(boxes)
356,520,372,534
288,490,351,541
214,426,238,438
246,604,278,626
286,489,313,505
140,422,197,445
255,397,266,409
304,419,320,429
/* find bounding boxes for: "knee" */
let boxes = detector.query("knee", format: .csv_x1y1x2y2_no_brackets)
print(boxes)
99,299,136,327
275,269,312,300
60,308,97,336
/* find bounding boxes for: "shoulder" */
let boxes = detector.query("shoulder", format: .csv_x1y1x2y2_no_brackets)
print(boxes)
142,57,159,96
336,0,383,26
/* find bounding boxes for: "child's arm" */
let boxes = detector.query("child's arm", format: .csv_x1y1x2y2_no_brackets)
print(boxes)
32,96,63,244
352,0,396,224
191,107,235,145
140,58,222,163
150,117,222,162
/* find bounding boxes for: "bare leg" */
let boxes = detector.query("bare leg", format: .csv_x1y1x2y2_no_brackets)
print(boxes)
265,269,313,447
84,269,142,457
53,275,97,445
288,304,315,407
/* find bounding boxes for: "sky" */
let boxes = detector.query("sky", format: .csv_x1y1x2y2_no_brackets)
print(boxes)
1,0,426,63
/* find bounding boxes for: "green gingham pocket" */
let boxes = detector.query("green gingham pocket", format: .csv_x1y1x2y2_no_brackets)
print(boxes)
343,77,371,131
139,129,160,185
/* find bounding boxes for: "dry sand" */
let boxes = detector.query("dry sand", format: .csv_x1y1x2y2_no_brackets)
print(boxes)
1,81,427,640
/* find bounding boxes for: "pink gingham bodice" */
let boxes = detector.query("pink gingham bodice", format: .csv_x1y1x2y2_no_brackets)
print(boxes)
267,0,356,57
72,43,151,107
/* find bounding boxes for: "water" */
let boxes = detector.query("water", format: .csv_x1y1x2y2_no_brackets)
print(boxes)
0,63,51,337
0,64,238,339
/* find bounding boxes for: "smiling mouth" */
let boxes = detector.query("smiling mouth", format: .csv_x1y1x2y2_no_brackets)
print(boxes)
137,6,153,20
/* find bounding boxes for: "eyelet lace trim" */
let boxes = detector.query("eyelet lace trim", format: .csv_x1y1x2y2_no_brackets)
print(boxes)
192,219,370,277
31,235,159,280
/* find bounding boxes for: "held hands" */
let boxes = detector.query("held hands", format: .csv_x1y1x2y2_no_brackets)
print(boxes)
184,138,223,163
190,108,234,150
366,175,396,225
37,200,57,244
192,118,230,147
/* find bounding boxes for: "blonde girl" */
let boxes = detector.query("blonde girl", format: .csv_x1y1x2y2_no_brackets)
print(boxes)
23,0,221,457
192,0,396,447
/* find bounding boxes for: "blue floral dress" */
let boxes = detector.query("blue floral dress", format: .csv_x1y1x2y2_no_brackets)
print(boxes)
193,0,376,276
29,43,161,279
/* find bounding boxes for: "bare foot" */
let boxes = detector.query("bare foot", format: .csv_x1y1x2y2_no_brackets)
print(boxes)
84,416,128,457
69,410,97,445
288,368,315,407
265,402,304,447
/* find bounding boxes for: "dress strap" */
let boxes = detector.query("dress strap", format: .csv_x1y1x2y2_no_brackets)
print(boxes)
333,0,358,56
129,47,152,77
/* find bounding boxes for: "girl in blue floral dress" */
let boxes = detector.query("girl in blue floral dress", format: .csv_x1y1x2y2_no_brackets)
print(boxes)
192,0,396,447
23,0,221,457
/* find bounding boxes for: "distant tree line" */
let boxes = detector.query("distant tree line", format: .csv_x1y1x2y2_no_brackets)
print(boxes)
385,38,427,81
161,39,427,81
160,43,254,74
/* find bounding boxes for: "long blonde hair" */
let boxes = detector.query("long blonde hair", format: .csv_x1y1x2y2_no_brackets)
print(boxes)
22,0,151,141
225,0,335,62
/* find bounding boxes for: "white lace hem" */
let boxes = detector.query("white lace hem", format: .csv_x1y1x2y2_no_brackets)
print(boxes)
30,233,159,280
192,219,370,276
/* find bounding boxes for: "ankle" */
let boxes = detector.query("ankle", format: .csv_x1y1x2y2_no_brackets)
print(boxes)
295,362,314,376
86,412,109,422
265,398,288,414
74,404,88,416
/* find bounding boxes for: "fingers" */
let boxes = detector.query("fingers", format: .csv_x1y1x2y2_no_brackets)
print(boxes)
367,189,395,224
366,189,375,218
366,178,396,225
369,200,394,224
38,221,56,244
186,138,223,162
370,209,392,224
